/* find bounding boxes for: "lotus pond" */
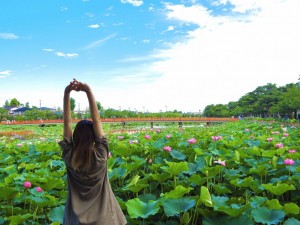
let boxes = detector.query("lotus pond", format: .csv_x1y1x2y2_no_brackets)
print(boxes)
0,121,299,225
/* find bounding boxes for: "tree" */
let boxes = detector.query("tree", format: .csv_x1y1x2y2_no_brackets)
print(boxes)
4,100,9,107
96,101,104,112
10,98,20,107
25,102,30,108
70,97,76,112
276,84,300,118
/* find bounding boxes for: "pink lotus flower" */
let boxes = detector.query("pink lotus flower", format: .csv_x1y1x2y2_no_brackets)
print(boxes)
24,181,31,189
144,134,151,139
108,152,112,158
283,133,289,137
214,159,226,166
117,136,124,140
148,158,153,164
276,143,284,148
211,136,222,141
129,140,138,144
250,135,254,139
288,150,296,153
188,138,197,144
284,159,295,165
17,143,23,147
166,135,172,139
156,129,161,133
36,187,43,192
163,146,172,152
266,137,273,142
272,131,280,134
245,129,250,132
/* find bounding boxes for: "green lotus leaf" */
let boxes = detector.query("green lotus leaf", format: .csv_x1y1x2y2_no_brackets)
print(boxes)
250,165,268,175
188,174,206,186
125,198,159,219
250,196,267,208
49,205,65,223
0,186,19,201
251,207,285,225
212,195,229,209
42,177,65,191
284,217,300,225
150,172,171,182
170,150,186,160
162,185,193,199
217,204,249,217
194,148,204,155
199,186,213,207
266,199,282,210
3,164,17,175
262,183,296,195
213,184,232,195
7,213,32,225
164,161,189,176
283,203,300,215
180,212,191,225
138,194,157,202
114,142,132,157
162,198,195,217
203,214,254,225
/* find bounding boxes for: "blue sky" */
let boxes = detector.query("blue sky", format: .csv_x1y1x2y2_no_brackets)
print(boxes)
1,0,300,113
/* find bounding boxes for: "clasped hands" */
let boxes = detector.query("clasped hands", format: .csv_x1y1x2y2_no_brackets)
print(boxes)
65,78,90,93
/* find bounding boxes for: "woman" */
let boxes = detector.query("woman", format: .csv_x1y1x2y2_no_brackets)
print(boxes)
59,79,127,225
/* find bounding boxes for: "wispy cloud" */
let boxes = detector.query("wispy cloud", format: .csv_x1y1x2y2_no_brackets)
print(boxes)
42,48,54,52
42,48,78,58
55,52,79,58
118,55,157,63
88,24,100,29
0,70,12,78
120,0,143,7
83,34,116,50
0,33,19,40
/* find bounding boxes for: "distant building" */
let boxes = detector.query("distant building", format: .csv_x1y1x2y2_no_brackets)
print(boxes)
12,107,31,115
3,106,18,115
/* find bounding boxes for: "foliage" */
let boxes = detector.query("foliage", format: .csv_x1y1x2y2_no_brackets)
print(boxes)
0,121,299,224
203,82,300,119
70,97,76,112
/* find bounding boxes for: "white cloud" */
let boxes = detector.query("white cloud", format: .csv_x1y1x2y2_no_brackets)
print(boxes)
167,26,175,31
101,0,300,112
0,70,12,78
120,0,143,7
0,33,19,39
55,52,79,58
42,48,54,52
88,24,100,29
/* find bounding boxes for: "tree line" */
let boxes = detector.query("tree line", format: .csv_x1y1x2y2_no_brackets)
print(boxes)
1,82,299,121
202,82,300,119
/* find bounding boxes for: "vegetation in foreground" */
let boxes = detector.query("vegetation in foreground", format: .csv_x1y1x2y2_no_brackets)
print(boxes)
0,121,299,225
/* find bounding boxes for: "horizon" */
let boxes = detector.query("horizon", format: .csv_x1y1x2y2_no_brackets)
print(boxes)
1,0,300,112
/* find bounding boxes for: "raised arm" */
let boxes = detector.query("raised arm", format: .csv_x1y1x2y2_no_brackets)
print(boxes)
63,80,77,142
75,80,104,137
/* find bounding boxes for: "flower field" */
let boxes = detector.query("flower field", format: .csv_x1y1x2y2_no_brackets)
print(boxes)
0,121,299,225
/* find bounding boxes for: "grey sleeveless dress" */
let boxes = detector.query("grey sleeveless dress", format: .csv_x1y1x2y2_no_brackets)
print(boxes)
59,137,127,225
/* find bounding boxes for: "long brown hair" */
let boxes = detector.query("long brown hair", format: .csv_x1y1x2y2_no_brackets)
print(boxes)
71,120,95,172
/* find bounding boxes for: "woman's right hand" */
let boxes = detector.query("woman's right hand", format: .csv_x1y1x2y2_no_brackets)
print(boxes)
73,79,91,93
65,79,78,93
